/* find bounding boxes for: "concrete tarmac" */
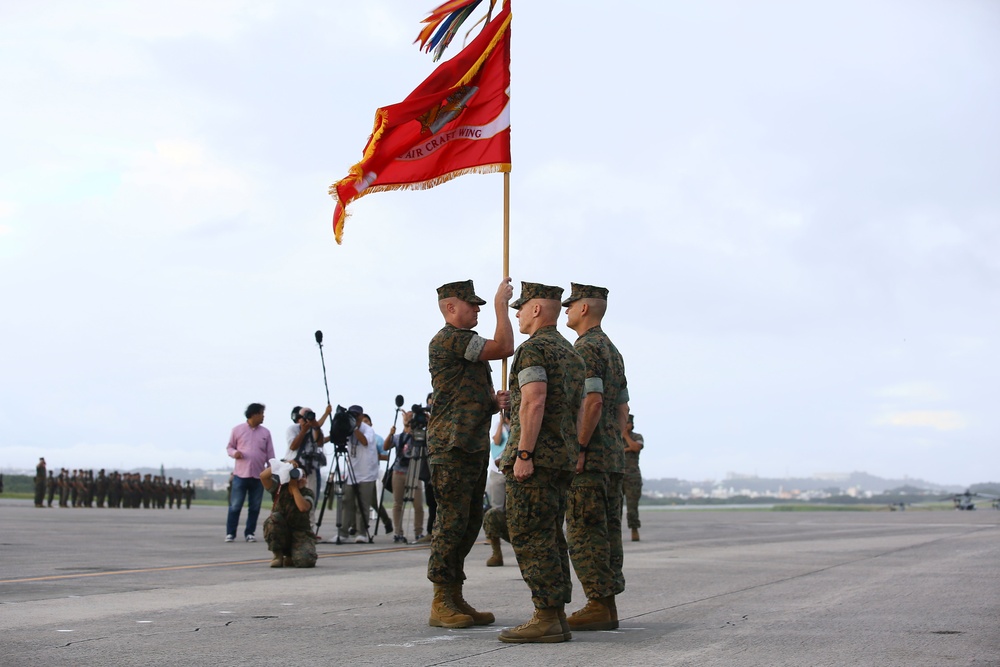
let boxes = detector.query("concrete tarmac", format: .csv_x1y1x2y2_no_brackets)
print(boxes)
1,499,997,666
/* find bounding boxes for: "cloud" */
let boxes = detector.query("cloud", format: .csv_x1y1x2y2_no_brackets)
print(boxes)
875,410,967,431
875,382,947,402
115,139,256,233
6,0,280,42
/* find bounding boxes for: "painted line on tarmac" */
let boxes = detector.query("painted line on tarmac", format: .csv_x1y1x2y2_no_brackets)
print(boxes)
0,545,428,584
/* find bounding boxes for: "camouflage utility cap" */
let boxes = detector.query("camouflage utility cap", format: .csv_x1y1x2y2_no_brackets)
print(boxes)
436,280,486,305
510,282,564,309
561,282,609,306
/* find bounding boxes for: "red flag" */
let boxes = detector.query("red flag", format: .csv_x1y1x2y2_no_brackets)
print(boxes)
329,3,511,243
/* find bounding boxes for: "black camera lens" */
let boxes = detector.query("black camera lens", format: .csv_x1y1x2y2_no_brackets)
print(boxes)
303,411,316,421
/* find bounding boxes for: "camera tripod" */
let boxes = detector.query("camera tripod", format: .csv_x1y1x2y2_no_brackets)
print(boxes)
377,424,430,543
311,330,375,544
401,442,428,536
317,441,373,545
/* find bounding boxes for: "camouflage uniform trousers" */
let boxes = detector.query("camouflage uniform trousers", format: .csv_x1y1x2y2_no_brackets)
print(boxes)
263,511,317,568
506,466,574,609
482,506,509,542
566,471,616,599
607,472,625,595
623,472,642,529
427,448,489,585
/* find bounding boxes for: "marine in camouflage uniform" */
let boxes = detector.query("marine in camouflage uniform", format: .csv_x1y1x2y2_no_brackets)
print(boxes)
121,473,133,508
34,458,46,507
426,278,514,630
46,471,56,507
141,474,152,509
482,506,509,542
562,283,630,631
83,470,95,507
69,470,80,507
58,469,69,507
482,505,508,566
95,469,108,508
261,466,317,568
623,415,644,536
109,472,122,508
499,282,586,644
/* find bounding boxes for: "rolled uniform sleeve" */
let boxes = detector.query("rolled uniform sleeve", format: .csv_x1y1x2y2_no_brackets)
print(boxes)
464,334,487,362
518,365,547,386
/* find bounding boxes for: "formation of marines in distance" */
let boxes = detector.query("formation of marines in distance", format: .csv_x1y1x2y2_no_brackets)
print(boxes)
33,459,195,509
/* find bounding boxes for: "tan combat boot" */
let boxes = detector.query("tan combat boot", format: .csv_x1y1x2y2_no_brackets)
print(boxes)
557,605,573,641
429,584,474,628
452,584,495,625
269,552,284,568
567,596,615,631
498,607,567,643
631,527,640,542
608,595,619,629
486,536,504,567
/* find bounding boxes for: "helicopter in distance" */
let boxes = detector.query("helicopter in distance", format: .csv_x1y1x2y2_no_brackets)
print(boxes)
944,489,1000,510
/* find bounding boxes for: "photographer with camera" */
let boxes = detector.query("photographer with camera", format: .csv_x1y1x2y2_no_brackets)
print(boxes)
260,459,316,568
286,405,331,535
385,408,426,544
338,404,378,543
362,413,395,535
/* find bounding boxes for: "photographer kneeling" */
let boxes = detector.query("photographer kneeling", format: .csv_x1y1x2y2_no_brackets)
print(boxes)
260,459,317,568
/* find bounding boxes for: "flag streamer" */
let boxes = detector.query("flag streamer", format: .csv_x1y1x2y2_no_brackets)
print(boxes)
416,0,498,61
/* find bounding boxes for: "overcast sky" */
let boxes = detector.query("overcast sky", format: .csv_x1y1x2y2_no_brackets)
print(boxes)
1,1,997,486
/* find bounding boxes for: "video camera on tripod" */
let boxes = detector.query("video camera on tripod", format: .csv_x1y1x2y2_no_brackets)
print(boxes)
328,405,357,454
406,404,429,459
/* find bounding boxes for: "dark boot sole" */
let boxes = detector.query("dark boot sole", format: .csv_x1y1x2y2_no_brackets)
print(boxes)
429,617,474,629
567,621,616,631
498,632,567,643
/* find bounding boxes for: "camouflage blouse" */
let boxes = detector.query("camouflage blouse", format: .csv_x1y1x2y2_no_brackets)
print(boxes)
427,324,496,462
574,325,629,474
271,485,314,534
502,325,585,473
624,431,644,475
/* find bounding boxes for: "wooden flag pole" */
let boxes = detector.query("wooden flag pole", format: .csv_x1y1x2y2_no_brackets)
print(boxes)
502,171,510,390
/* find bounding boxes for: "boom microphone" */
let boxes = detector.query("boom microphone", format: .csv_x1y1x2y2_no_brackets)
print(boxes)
315,330,323,344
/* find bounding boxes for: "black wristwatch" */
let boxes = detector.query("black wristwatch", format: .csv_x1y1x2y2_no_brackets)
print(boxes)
517,449,534,461
578,444,590,453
